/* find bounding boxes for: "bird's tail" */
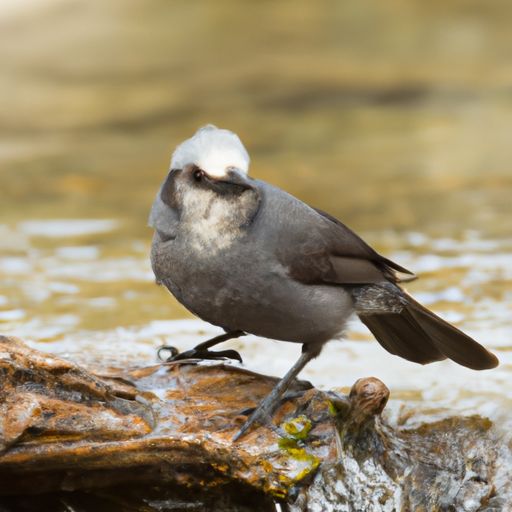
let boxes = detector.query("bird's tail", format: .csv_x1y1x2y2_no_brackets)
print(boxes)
352,284,498,370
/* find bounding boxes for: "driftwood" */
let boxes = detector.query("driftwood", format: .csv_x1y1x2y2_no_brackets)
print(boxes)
0,335,508,511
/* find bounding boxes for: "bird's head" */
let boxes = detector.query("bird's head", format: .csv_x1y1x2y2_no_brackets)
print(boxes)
150,126,260,234
172,124,250,179
165,125,256,201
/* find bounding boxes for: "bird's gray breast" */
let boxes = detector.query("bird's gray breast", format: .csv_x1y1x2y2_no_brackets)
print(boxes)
151,228,254,328
150,187,257,321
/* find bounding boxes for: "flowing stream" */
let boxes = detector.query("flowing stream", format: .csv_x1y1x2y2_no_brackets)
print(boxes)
1,0,511,461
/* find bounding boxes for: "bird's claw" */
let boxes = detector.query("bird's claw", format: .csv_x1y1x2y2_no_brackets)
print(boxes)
157,345,179,361
237,389,307,417
233,388,310,441
164,347,243,363
233,405,271,441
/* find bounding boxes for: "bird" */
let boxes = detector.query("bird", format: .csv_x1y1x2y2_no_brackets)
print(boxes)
149,124,499,440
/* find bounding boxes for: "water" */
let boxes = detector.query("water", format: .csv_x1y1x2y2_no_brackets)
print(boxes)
1,0,511,429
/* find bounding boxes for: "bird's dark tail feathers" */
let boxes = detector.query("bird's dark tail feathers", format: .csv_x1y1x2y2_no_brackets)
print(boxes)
352,284,498,370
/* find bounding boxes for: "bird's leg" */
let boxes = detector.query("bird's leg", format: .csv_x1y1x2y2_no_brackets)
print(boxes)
238,387,313,417
158,330,246,362
233,344,321,441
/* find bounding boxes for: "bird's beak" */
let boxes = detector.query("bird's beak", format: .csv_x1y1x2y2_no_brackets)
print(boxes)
225,168,253,188
208,167,254,191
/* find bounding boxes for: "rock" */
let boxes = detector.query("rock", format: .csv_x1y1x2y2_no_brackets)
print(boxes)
0,335,509,511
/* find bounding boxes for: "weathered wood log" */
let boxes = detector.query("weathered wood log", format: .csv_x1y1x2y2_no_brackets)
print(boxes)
0,335,508,511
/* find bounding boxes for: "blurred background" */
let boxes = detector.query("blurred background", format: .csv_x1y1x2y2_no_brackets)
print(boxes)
1,1,511,421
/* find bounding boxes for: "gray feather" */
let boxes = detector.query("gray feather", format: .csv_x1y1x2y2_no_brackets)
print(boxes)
353,285,498,370
148,190,179,241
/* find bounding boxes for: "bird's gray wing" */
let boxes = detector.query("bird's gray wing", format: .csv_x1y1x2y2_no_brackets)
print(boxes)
279,206,415,286
313,207,415,279
148,190,180,241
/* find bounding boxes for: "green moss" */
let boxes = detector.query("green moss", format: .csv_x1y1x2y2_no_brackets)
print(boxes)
327,400,338,416
278,415,320,482
281,415,312,440
295,455,320,480
278,440,320,480
278,437,298,450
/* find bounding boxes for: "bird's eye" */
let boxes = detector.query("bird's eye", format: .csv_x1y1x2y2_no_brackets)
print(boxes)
193,169,204,181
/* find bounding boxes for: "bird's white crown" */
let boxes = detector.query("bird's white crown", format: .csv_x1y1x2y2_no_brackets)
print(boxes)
171,125,250,178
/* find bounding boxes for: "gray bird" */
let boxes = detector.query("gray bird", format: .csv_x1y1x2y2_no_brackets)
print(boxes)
149,125,498,439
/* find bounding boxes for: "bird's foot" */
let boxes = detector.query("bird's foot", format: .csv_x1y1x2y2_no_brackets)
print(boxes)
234,346,319,441
233,401,273,441
158,344,243,363
233,386,304,441
238,389,309,417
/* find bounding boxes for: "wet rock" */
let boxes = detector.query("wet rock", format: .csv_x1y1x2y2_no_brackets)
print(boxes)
0,335,509,511
0,337,151,452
